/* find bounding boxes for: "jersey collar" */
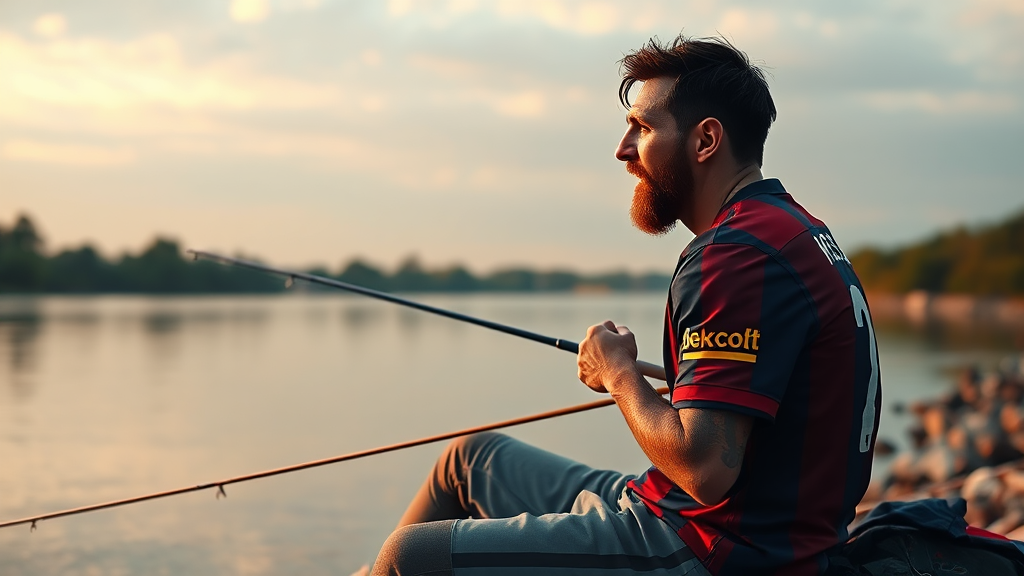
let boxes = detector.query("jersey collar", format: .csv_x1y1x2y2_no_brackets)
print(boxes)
712,178,786,227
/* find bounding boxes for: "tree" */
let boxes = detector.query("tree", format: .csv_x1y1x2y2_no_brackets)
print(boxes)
117,238,193,292
850,206,1024,296
0,214,46,292
392,255,435,291
338,259,390,291
45,245,119,292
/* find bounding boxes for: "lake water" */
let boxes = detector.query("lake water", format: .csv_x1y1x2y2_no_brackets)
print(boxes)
0,293,1017,575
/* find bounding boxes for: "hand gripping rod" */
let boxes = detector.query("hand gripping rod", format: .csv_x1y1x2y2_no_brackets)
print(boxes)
187,250,666,381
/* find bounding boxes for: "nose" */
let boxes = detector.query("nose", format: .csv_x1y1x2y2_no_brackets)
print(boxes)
615,127,637,162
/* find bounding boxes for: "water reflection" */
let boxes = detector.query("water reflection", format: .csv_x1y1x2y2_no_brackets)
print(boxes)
145,301,272,382
1,317,42,400
142,312,183,335
395,307,427,348
339,304,384,331
874,317,1024,352
0,298,43,401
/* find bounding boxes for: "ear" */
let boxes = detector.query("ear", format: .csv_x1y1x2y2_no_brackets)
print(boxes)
693,117,724,164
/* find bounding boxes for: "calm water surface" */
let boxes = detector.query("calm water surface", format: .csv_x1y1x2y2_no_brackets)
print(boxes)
0,294,1015,575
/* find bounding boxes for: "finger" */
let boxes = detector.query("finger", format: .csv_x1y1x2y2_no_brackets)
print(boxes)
616,325,632,336
586,321,616,337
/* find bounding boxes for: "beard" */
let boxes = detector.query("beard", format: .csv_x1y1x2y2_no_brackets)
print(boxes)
626,151,693,236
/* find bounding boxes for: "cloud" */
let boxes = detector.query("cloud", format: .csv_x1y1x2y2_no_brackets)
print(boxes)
409,84,552,118
858,90,1018,115
951,0,1024,82
360,95,386,112
491,90,545,117
383,0,681,35
407,53,483,80
716,9,780,42
231,0,271,23
0,32,341,124
279,0,323,10
496,0,621,36
959,0,1024,24
33,13,67,38
792,12,840,38
387,0,481,21
0,24,581,188
360,49,382,67
2,140,135,166
387,0,416,17
405,52,598,118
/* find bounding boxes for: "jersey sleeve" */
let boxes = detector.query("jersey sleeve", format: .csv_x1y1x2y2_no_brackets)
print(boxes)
668,242,816,422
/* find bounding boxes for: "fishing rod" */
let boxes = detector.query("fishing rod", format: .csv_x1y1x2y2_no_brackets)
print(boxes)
0,385,669,531
188,250,667,382
0,252,670,530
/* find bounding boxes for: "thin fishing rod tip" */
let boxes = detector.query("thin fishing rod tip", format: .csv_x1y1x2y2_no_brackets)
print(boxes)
216,485,227,499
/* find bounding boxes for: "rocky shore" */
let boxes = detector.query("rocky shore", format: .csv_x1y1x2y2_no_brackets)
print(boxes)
864,355,1024,539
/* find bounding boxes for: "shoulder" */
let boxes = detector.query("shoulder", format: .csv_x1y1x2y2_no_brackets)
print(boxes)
714,182,824,257
677,181,823,266
680,184,847,280
669,190,844,325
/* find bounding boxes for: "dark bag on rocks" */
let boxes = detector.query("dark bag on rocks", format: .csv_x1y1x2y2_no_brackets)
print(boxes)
825,525,1021,575
824,498,1024,576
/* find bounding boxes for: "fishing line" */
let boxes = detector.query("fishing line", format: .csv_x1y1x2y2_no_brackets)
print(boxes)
0,386,669,530
187,250,666,381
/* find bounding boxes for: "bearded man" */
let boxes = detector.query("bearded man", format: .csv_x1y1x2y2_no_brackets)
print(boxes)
370,35,881,576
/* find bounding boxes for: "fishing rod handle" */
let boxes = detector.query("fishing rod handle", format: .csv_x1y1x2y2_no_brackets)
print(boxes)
637,360,666,381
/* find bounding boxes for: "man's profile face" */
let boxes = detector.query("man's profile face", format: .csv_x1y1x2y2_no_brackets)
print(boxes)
614,76,694,235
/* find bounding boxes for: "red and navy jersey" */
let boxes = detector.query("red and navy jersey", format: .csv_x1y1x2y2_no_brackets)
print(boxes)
627,179,882,576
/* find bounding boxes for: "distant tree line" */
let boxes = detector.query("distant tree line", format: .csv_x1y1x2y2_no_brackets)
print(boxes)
0,214,670,294
851,208,1024,296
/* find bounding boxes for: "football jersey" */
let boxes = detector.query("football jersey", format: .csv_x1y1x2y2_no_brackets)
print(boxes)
628,178,882,576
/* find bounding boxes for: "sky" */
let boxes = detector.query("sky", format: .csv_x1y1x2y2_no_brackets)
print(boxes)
2,0,1022,273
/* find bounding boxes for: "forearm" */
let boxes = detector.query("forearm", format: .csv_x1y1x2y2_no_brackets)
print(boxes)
607,369,729,505
577,321,745,505
609,374,690,480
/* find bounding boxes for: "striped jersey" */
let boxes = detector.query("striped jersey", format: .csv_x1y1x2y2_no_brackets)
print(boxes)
627,179,882,576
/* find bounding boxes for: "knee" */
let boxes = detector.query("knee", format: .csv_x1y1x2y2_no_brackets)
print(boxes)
442,432,504,466
372,525,418,576
372,521,454,576
431,433,508,511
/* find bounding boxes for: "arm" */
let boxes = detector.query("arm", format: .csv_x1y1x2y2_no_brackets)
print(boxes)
578,321,753,506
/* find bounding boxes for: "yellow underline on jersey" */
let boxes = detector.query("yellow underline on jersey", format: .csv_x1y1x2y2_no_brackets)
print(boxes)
682,351,758,363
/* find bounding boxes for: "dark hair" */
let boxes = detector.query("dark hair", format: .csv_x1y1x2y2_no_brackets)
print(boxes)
619,35,777,166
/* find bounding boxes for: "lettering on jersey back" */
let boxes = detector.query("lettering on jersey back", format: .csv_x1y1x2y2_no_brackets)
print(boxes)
813,231,851,266
680,327,759,363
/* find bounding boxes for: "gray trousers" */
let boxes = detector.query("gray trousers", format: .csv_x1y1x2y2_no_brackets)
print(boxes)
372,432,707,576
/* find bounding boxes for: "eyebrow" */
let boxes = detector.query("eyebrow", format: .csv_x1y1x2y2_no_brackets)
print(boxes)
626,108,649,125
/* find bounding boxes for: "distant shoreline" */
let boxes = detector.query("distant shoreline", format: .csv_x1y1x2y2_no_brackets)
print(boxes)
0,286,668,298
868,291,1024,330
1,215,671,295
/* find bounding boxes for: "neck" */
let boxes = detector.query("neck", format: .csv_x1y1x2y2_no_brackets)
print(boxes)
686,164,764,235
720,165,764,209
